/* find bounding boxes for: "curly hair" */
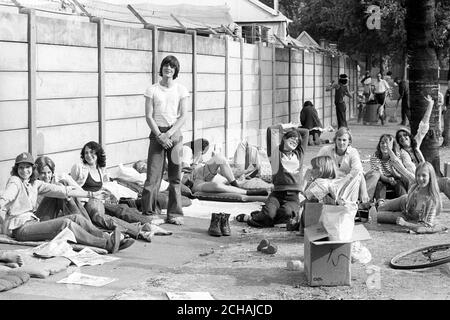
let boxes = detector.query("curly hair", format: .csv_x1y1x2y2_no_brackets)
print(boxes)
395,129,418,150
81,141,106,168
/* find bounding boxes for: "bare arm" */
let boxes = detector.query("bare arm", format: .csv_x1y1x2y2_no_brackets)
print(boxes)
415,95,434,147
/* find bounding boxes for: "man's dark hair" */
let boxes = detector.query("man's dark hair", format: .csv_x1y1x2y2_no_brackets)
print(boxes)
189,138,209,154
159,55,180,80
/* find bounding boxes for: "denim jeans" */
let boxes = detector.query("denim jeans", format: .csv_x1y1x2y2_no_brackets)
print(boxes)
36,197,91,222
250,190,300,227
141,127,183,220
104,203,153,225
84,199,141,238
13,214,107,249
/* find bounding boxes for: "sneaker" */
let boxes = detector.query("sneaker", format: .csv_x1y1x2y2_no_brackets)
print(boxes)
119,238,135,251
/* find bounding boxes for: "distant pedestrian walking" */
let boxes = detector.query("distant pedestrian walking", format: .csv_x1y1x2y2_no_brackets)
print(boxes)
326,74,354,129
373,72,391,125
395,77,410,126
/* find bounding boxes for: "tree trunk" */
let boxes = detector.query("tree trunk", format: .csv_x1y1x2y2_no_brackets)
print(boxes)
443,69,450,147
406,0,442,176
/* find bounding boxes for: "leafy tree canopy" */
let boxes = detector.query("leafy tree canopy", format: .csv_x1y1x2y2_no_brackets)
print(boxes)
260,0,450,67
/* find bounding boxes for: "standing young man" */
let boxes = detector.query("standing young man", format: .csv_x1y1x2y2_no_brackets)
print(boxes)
326,74,353,129
142,55,189,225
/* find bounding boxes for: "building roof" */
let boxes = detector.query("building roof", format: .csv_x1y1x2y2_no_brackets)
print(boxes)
295,31,320,48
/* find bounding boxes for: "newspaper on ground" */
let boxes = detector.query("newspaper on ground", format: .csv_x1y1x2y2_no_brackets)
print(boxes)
57,272,117,287
166,292,214,300
67,247,120,267
17,227,78,258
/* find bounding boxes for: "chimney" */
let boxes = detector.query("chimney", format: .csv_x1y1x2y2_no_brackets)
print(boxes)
274,0,279,13
319,38,328,48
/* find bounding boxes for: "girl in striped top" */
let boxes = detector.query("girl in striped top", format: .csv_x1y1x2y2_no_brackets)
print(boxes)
370,134,407,200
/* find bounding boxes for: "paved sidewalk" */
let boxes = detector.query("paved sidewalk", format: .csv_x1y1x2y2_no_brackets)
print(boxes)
1,114,450,300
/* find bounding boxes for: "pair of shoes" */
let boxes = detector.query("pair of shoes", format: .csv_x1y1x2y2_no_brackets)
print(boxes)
256,239,278,254
166,216,184,225
208,212,231,236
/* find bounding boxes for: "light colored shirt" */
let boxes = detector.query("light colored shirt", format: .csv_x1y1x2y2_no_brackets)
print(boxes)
316,145,363,179
144,82,189,127
0,176,75,235
373,79,390,94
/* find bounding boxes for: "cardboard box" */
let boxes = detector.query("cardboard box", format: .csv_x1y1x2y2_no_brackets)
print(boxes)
303,202,371,286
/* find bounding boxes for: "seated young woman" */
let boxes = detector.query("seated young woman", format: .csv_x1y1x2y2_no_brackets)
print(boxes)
315,127,369,203
34,156,91,222
374,162,447,234
181,138,267,196
368,134,408,201
236,128,309,228
70,141,158,242
0,152,134,254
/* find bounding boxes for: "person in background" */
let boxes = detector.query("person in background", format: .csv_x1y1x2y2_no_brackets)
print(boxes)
395,77,410,126
141,55,189,225
442,81,450,147
300,100,323,146
360,71,372,103
373,72,391,125
326,74,353,129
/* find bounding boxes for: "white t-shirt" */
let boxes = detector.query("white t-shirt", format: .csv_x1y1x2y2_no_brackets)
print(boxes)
144,82,189,126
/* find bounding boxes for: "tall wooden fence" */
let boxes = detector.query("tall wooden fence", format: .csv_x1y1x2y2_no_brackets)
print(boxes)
0,9,358,188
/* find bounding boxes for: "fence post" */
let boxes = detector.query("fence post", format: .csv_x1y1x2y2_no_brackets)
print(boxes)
90,17,105,146
189,30,197,142
20,8,37,156
313,51,316,107
330,57,333,126
149,25,159,84
288,47,291,122
224,35,230,158
302,49,305,109
272,43,276,125
258,41,263,146
240,37,244,140
322,53,325,125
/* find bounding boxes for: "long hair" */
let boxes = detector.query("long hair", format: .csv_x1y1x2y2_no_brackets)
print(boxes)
11,163,37,183
333,127,352,146
375,134,400,159
406,162,442,214
159,55,180,80
35,156,55,174
279,129,304,157
80,141,106,168
310,156,336,179
395,129,418,150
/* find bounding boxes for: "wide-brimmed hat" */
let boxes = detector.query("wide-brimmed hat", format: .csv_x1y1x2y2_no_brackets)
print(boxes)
15,152,34,165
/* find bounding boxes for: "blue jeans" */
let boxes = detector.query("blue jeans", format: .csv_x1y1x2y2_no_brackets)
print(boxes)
85,199,141,238
13,214,107,249
141,127,183,220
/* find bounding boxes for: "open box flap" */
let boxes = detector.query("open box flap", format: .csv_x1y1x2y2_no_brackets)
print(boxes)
305,223,371,245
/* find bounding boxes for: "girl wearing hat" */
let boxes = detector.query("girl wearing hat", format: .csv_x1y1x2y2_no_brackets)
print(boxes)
237,127,309,228
0,152,134,254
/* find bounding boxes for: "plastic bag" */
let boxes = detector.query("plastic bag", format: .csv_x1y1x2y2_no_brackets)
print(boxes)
319,202,357,241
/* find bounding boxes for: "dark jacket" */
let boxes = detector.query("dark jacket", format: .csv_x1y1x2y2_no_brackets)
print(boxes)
300,105,323,130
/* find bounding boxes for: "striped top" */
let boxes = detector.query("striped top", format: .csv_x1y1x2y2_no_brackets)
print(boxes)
370,154,399,178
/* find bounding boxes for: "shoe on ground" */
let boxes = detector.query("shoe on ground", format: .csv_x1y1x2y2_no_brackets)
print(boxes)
257,239,270,251
119,238,135,251
261,244,278,254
